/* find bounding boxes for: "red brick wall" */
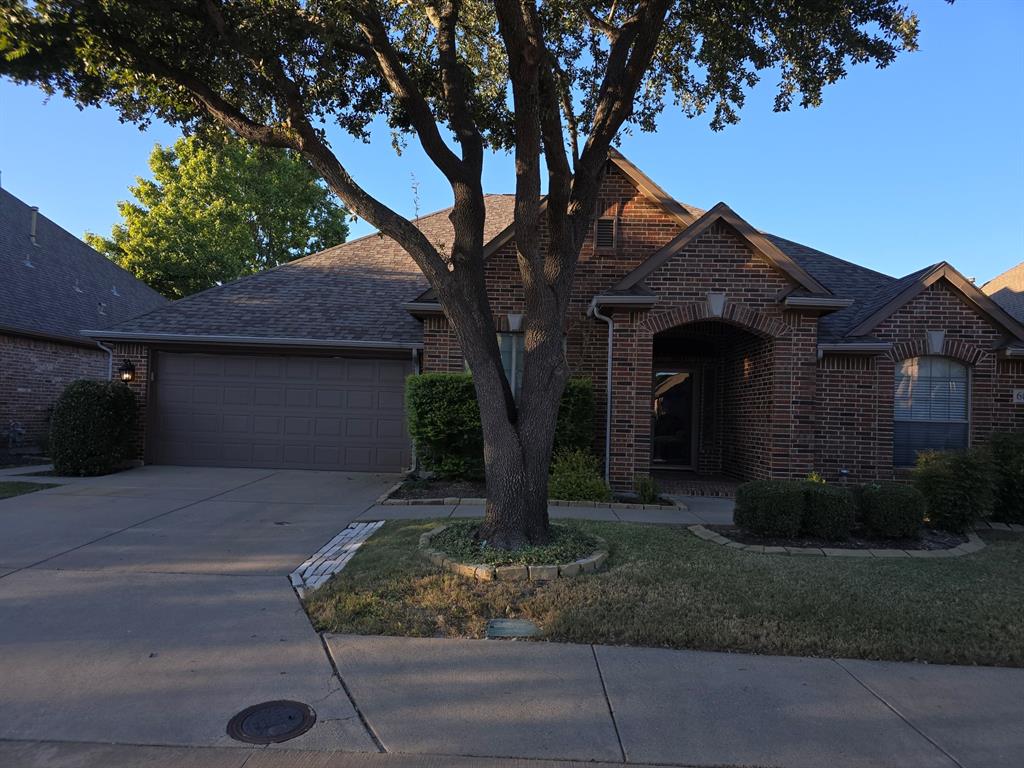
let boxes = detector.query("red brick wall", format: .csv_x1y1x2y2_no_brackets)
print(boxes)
815,279,1024,481
0,333,109,454
111,342,152,461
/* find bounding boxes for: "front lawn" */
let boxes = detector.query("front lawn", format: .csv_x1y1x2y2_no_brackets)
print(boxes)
306,520,1024,667
0,481,58,499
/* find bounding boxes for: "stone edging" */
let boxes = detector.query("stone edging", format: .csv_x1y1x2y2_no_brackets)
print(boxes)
688,524,992,558
382,494,681,510
418,524,609,581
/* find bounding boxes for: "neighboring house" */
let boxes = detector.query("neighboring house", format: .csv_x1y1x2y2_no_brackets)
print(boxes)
0,187,168,455
983,262,1024,324
88,152,1024,486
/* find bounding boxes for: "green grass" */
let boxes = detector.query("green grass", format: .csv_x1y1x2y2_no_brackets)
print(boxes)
0,481,58,499
431,520,601,565
306,519,1024,666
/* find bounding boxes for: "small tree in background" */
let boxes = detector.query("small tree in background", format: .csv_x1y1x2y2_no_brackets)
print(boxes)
86,133,350,298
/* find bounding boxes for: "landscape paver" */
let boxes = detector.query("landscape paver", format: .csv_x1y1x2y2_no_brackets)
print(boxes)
326,634,622,763
0,568,376,751
594,644,960,768
838,658,1024,768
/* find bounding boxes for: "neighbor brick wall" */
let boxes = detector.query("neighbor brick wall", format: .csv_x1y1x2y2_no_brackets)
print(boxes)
111,342,152,461
0,332,107,453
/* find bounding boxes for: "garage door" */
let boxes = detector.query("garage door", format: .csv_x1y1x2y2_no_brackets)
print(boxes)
151,352,412,471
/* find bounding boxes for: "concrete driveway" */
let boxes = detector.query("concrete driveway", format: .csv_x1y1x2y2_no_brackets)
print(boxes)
0,466,396,751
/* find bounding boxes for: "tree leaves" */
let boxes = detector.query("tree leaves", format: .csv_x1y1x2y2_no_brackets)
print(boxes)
85,133,349,299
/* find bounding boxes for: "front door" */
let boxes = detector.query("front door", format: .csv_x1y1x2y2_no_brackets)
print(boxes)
652,369,696,468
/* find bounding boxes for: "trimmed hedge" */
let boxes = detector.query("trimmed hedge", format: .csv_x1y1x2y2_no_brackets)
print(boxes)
802,483,856,540
990,432,1024,524
734,480,805,538
860,482,926,539
50,380,136,476
406,373,595,479
548,448,612,502
912,449,994,533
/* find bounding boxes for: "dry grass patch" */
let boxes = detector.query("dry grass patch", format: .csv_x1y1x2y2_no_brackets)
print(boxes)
305,520,1024,666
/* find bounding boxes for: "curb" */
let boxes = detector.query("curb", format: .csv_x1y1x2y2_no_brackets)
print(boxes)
688,524,992,558
382,495,682,511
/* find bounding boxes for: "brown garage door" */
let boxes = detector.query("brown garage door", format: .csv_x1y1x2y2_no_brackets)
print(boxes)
151,351,412,471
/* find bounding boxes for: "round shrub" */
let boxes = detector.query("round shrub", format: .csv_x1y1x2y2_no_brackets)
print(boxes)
50,380,136,476
548,449,611,502
912,449,994,533
802,483,856,540
990,431,1024,524
859,482,926,539
734,480,804,538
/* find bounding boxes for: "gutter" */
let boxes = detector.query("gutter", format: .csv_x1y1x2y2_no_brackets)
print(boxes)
591,294,658,310
587,297,614,484
1000,347,1024,359
816,342,893,360
783,296,854,309
80,331,423,352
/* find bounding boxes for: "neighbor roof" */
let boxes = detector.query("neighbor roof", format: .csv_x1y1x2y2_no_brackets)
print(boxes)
983,262,1024,323
0,187,167,346
94,195,516,348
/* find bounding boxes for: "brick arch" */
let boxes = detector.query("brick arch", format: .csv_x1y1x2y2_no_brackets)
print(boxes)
641,301,790,339
889,337,991,367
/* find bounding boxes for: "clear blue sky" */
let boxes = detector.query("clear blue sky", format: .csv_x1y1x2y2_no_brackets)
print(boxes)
1,0,1021,283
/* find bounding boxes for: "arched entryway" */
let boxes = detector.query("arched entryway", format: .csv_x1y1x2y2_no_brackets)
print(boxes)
652,320,774,479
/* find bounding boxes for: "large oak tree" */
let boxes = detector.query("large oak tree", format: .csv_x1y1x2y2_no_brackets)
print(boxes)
1,0,921,547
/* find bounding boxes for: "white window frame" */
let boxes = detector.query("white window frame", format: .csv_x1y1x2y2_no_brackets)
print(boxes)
497,332,525,397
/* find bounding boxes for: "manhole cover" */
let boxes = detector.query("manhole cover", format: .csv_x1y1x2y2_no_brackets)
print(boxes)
226,700,316,744
486,618,541,638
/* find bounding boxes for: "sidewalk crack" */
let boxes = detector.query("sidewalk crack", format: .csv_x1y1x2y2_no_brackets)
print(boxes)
832,658,965,768
591,644,627,763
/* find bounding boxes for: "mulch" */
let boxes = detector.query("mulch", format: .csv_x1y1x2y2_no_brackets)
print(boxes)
707,525,968,551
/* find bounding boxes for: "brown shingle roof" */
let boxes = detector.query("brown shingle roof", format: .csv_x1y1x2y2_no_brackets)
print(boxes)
983,262,1024,323
96,195,516,347
0,187,167,344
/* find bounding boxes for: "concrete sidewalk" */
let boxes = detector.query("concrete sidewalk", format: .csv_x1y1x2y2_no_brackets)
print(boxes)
325,635,1024,768
355,495,735,526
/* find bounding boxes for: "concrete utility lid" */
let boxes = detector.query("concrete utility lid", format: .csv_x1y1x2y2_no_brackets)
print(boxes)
486,618,541,638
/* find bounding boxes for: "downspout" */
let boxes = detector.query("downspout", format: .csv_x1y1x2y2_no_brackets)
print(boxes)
587,297,614,484
95,341,114,381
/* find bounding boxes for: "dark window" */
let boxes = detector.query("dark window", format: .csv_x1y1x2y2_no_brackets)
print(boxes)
893,356,969,466
595,217,616,249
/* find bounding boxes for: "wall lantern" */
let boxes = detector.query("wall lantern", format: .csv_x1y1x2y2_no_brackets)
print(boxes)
118,359,136,383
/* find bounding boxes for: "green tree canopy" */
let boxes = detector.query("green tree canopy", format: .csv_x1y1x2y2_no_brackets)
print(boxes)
86,134,350,298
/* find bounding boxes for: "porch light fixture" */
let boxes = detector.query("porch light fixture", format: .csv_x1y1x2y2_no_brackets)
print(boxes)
118,359,136,383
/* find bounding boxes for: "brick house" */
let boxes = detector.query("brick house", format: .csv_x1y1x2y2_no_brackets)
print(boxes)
0,187,167,456
88,151,1024,487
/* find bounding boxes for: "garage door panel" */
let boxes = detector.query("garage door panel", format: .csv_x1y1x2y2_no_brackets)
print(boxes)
152,352,411,471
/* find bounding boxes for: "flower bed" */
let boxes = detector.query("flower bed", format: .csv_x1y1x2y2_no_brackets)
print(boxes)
419,521,608,581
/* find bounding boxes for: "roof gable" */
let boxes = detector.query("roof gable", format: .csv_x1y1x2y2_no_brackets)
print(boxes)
612,202,830,295
982,262,1024,323
848,262,1024,341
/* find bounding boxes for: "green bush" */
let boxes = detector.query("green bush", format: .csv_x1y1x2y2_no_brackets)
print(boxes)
635,475,660,504
734,480,804,538
859,482,926,539
406,374,595,479
990,432,1024,523
802,483,856,540
406,374,484,479
912,449,994,532
50,380,136,476
548,449,612,502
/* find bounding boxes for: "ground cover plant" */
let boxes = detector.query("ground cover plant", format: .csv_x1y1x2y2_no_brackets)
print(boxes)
305,519,1024,667
0,481,58,500
429,520,601,566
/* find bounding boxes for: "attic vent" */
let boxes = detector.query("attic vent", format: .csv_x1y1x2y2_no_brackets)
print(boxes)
73,280,83,293
111,285,120,297
29,206,40,247
595,217,617,250
98,301,107,316
23,254,34,268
